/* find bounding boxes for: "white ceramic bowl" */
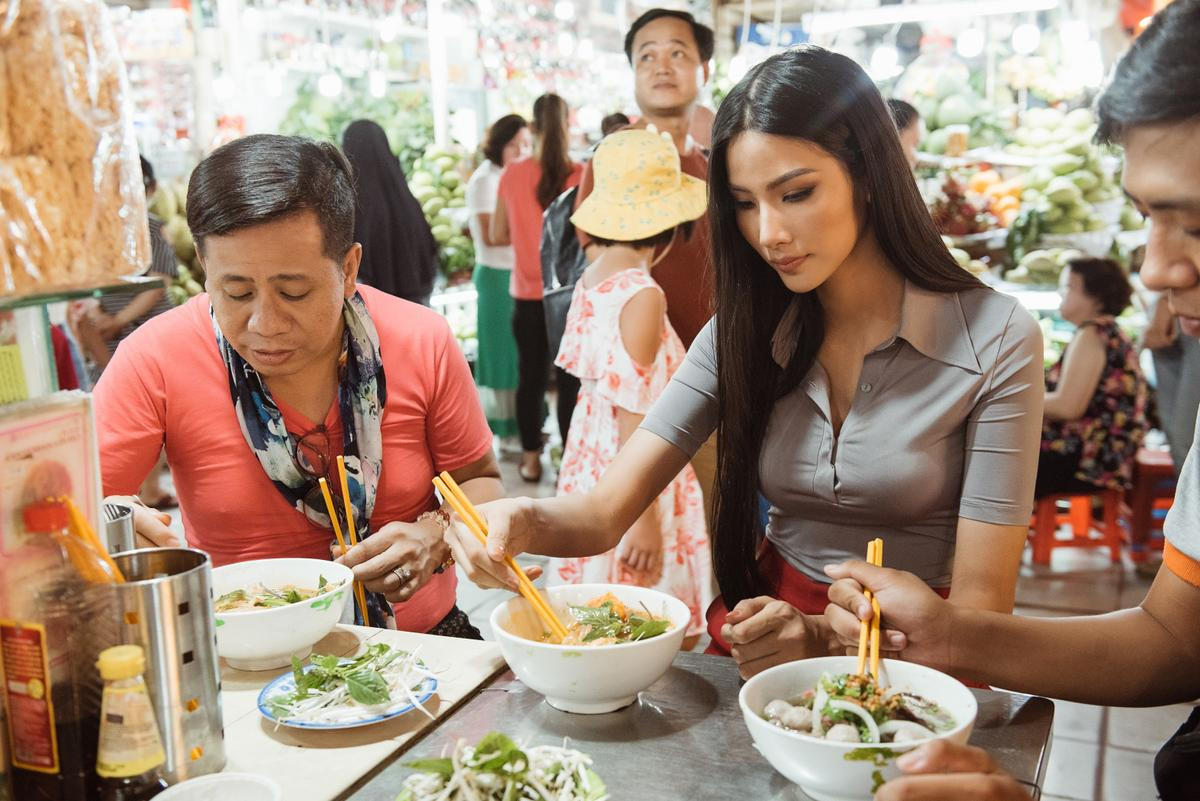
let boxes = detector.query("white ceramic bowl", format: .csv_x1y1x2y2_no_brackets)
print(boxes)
491,583,689,714
739,656,978,801
157,772,282,801
211,558,354,671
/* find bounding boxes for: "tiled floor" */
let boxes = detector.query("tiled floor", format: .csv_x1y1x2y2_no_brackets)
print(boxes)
1011,548,1192,800
163,445,1191,799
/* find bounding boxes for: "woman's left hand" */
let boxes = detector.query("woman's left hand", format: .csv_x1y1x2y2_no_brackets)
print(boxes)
334,520,447,603
874,741,1030,800
721,597,830,679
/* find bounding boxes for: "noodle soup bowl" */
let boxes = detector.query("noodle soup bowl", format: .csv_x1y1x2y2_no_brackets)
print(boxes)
740,656,978,801
491,583,690,714
212,558,354,671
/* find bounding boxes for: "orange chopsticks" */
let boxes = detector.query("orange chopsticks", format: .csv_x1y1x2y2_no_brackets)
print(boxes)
319,464,368,625
856,537,884,681
61,496,125,583
432,471,568,641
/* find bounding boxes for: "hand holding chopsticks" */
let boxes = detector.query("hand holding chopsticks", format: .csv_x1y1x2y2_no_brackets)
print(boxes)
433,472,568,641
856,537,884,681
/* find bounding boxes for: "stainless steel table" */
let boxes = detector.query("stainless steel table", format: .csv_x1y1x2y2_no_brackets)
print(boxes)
343,652,1054,800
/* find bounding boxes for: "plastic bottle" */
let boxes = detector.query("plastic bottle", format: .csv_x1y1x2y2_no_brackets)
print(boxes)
95,645,167,801
0,500,118,801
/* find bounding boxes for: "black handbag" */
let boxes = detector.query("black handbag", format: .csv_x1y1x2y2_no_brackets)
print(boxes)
540,185,588,360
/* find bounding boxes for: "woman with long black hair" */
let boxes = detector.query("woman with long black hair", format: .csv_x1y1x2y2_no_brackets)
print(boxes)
493,94,582,482
449,47,1043,677
342,119,438,304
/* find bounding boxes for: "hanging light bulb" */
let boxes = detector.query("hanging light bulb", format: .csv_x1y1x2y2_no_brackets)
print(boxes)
368,69,387,98
318,70,343,98
956,27,985,59
213,74,236,102
554,1,574,21
1011,22,1040,55
265,67,285,98
380,17,398,43
868,44,901,80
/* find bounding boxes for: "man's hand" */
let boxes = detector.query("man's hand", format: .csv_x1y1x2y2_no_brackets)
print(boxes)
335,519,447,603
875,741,1031,800
721,597,830,679
105,495,180,549
824,561,956,671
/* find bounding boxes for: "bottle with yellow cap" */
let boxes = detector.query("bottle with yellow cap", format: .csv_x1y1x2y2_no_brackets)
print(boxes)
95,645,168,800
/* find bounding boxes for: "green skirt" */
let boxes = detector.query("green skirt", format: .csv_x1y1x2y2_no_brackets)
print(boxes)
473,264,519,437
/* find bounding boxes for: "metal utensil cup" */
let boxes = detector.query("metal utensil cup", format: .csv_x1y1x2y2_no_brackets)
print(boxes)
111,548,225,783
102,501,136,555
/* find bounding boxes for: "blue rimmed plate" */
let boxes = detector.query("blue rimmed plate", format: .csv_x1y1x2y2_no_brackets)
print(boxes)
257,663,438,730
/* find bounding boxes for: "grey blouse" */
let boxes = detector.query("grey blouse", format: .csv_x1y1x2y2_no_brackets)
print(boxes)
641,282,1044,586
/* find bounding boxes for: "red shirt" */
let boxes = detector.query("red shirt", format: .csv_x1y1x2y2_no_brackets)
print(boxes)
93,285,493,632
498,156,583,301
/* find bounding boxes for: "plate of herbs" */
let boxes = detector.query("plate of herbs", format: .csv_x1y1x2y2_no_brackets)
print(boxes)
256,643,438,730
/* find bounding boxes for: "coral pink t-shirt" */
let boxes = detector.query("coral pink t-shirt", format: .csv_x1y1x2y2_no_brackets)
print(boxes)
93,285,493,633
497,156,582,301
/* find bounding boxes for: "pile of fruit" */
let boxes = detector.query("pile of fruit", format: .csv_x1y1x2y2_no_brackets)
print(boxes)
929,173,998,236
409,145,474,279
902,67,1006,155
1008,107,1120,235
967,169,1023,228
943,237,989,277
147,179,205,306
1004,246,1084,286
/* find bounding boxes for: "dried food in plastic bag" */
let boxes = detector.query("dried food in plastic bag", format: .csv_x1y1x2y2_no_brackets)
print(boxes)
0,0,150,297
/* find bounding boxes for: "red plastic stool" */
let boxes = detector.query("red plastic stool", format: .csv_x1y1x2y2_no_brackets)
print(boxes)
1125,448,1175,561
1030,489,1124,565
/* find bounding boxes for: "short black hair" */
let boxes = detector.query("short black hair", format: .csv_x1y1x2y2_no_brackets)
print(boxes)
139,155,156,189
1096,0,1200,145
887,98,920,132
624,9,714,64
588,221,695,251
186,134,355,260
601,112,632,137
1069,257,1134,316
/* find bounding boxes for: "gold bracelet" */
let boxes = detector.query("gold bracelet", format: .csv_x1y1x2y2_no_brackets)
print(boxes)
417,509,455,574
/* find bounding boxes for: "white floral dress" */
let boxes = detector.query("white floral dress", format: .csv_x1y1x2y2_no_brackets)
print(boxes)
551,268,712,636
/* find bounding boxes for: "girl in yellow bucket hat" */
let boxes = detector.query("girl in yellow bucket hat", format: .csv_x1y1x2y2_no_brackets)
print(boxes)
547,129,713,644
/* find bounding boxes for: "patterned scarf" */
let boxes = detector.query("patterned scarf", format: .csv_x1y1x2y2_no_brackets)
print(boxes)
212,292,392,627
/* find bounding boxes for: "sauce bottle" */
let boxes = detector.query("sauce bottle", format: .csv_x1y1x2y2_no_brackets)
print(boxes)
95,645,167,800
0,500,118,800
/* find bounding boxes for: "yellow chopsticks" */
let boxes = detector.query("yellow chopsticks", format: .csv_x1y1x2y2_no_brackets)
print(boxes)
856,537,884,681
432,471,569,641
318,463,368,625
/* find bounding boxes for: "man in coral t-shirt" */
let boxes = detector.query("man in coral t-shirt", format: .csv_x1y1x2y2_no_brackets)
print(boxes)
94,135,503,635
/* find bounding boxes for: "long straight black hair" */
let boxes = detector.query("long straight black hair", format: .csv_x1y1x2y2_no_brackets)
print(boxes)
532,93,573,209
708,46,984,606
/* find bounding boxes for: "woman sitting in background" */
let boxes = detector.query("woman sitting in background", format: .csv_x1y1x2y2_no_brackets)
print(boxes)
1038,257,1149,498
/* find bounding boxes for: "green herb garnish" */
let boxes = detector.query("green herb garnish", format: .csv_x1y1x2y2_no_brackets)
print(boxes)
565,601,670,644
